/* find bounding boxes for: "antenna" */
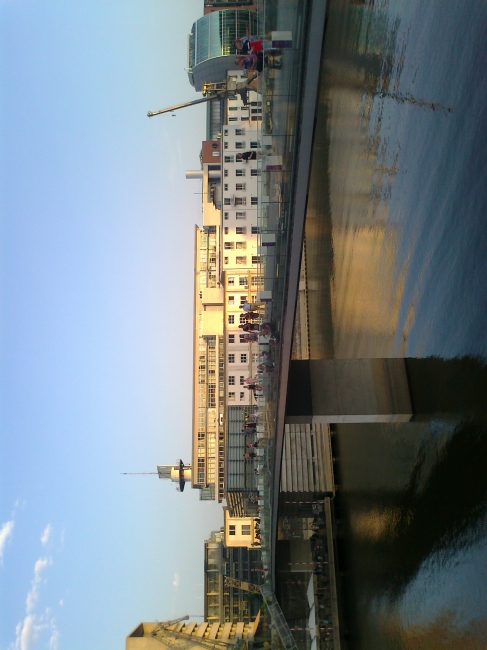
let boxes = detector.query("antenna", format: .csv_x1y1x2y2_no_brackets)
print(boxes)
121,472,158,475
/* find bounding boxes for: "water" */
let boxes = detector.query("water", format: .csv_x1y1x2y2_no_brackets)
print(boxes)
303,0,487,646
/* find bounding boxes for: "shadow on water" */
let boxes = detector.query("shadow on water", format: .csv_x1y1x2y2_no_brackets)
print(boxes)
337,421,487,597
334,419,487,648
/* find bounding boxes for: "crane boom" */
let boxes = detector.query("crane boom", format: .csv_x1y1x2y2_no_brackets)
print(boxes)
147,75,260,118
147,94,217,117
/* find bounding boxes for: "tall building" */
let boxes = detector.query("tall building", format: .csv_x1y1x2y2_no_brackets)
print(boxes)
204,530,262,623
186,68,262,503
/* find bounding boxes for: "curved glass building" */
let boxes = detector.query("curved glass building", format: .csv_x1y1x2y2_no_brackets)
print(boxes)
187,10,259,91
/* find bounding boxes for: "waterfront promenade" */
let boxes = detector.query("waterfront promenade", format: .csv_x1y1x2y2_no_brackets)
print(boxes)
251,0,487,648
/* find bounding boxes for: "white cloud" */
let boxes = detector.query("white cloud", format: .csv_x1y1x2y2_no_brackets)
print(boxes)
40,525,52,547
58,600,64,607
173,573,180,590
0,520,14,565
48,622,59,650
15,615,40,650
26,557,52,614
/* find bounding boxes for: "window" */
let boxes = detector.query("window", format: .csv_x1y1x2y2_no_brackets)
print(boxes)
228,354,235,363
223,129,228,136
224,242,234,250
236,168,246,177
240,392,245,401
236,183,246,191
212,151,220,157
228,392,235,401
239,376,245,385
224,142,228,149
229,106,238,111
240,354,247,363
229,334,235,344
252,275,263,285
227,276,235,286
235,128,245,135
241,115,249,121
240,295,247,304
224,227,229,234
251,196,258,205
241,525,251,536
250,141,260,149
228,295,235,305
224,198,231,205
236,211,246,219
224,212,229,220
251,226,261,234
236,242,246,250
239,335,246,343
252,353,259,362
229,525,236,535
236,256,247,265
235,197,246,206
235,142,245,149
229,117,238,122
252,255,260,264
228,376,235,385
224,256,229,264
224,184,228,191
224,155,234,163
239,276,248,286
251,115,261,122
251,168,261,176
228,315,235,324
240,314,247,324
236,227,246,235
251,101,262,107
251,108,262,115
224,169,228,177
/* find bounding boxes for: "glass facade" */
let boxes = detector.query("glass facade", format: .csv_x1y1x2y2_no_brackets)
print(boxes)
188,10,258,69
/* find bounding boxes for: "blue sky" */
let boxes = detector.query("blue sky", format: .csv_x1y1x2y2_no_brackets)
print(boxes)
0,2,224,649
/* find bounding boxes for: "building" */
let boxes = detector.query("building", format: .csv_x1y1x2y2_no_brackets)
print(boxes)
187,10,259,91
224,510,260,548
186,71,262,502
126,619,258,650
204,529,262,623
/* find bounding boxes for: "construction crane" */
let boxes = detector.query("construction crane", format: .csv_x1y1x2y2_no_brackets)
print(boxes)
147,76,260,118
224,576,262,595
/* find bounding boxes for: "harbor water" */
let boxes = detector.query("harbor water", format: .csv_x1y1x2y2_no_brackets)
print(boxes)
304,0,487,647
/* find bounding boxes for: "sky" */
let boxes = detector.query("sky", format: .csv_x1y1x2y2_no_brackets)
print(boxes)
0,2,225,649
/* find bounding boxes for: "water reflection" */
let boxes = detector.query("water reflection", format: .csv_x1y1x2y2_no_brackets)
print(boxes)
302,0,487,646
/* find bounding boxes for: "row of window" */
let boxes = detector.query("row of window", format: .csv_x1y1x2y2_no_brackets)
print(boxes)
223,256,260,266
228,392,247,402
224,241,246,250
223,227,260,235
223,211,248,220
228,524,251,535
228,314,249,325
224,155,260,163
228,333,256,343
228,353,248,364
227,275,262,286
229,375,255,386
223,141,260,150
223,197,258,206
223,168,261,177
224,183,247,191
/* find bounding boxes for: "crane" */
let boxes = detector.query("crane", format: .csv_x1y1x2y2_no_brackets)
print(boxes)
147,76,260,118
